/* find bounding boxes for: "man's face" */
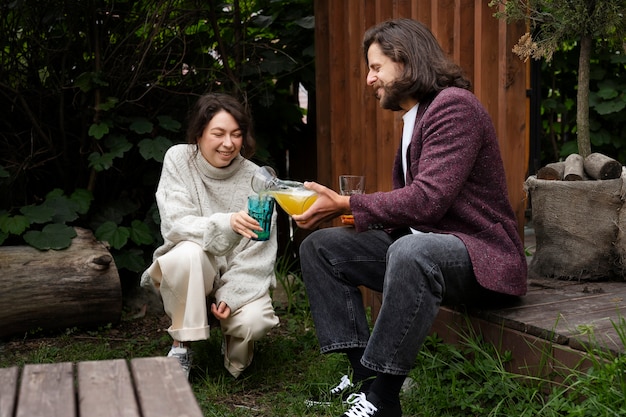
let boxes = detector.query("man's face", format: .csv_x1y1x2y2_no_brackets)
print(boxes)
366,43,405,111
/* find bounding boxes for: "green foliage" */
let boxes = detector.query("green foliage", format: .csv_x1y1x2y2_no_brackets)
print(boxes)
0,0,314,280
491,0,626,158
0,188,92,249
490,0,626,61
539,42,626,164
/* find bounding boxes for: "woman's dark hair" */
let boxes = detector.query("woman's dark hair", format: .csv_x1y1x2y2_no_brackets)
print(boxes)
363,18,470,103
186,93,256,158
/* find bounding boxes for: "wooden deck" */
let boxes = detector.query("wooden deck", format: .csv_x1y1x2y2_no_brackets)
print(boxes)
431,226,626,375
0,357,203,417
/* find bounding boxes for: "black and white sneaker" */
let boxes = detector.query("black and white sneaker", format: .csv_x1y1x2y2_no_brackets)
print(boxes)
341,392,402,417
305,374,356,407
167,345,192,379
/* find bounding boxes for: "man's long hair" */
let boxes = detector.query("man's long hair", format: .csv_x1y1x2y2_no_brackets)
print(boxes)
363,18,471,105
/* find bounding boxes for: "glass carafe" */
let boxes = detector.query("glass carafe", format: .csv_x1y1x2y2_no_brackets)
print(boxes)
251,166,317,216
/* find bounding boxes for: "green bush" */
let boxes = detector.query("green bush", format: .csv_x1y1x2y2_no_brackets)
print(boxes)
0,0,314,284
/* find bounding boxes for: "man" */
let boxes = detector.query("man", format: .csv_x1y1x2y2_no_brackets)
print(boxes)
292,18,527,417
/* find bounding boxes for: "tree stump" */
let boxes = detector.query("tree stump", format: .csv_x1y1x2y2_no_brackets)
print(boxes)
0,227,122,338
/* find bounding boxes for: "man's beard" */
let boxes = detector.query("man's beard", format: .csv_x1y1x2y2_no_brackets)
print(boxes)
378,83,405,111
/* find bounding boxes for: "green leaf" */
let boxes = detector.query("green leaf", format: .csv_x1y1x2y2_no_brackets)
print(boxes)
88,122,110,139
95,221,130,250
88,152,115,172
43,189,80,223
157,115,181,132
23,223,77,250
97,96,118,111
253,14,274,28
129,219,154,245
74,72,93,92
295,16,315,29
0,213,30,235
129,118,154,134
593,100,626,115
113,248,147,272
138,136,173,162
104,134,133,158
0,230,7,245
70,189,94,215
0,165,9,178
20,204,55,224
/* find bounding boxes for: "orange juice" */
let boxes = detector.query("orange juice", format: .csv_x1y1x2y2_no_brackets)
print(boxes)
271,189,318,216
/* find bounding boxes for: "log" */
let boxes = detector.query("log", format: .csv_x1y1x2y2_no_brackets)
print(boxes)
536,162,565,180
563,153,584,181
584,152,623,180
0,227,122,338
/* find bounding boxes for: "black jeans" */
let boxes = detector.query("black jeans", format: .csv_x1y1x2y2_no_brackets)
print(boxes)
300,227,494,375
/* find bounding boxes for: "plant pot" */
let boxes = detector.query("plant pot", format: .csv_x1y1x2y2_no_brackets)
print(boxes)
525,173,626,281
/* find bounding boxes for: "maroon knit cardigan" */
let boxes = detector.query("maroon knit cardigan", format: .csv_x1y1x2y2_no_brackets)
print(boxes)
350,87,527,296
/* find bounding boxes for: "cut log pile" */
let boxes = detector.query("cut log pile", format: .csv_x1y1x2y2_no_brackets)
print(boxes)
537,152,623,181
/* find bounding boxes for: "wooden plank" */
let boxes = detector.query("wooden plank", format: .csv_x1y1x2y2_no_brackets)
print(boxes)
494,293,623,325
77,359,140,417
130,357,203,417
0,367,18,417
16,362,75,417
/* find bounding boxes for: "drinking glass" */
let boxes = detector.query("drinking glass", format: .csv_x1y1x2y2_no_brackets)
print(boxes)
339,175,365,196
339,175,364,225
247,194,275,241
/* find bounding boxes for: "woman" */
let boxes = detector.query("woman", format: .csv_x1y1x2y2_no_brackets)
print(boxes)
141,93,279,379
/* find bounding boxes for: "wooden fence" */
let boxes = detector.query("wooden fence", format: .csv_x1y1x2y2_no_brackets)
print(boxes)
313,0,529,234
312,0,529,316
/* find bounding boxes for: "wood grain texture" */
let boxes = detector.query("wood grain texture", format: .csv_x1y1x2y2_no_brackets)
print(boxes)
131,357,204,417
0,367,18,417
77,360,140,417
0,227,122,337
16,363,75,417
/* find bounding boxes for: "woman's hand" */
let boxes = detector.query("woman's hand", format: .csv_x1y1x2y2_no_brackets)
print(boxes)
292,182,351,229
230,210,264,239
211,301,231,320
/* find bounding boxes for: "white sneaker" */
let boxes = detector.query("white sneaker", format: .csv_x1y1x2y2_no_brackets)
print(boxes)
167,345,192,379
342,392,402,417
305,374,355,407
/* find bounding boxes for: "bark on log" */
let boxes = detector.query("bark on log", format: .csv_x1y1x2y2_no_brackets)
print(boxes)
564,154,584,181
0,227,122,338
537,162,565,180
584,152,623,180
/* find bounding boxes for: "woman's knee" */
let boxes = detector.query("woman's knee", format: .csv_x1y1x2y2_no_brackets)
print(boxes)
222,297,278,340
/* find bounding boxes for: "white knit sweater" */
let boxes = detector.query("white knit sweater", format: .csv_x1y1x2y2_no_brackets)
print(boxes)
141,144,277,312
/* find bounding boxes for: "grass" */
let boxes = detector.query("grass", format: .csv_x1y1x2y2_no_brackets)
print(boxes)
2,264,626,416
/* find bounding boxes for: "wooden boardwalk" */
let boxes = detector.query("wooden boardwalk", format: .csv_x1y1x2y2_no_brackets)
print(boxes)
431,226,626,375
463,277,626,353
0,357,203,417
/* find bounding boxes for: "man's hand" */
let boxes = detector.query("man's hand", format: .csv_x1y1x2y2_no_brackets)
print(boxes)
211,301,231,320
292,182,351,229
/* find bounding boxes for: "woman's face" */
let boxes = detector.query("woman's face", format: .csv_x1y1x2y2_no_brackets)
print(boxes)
198,110,243,168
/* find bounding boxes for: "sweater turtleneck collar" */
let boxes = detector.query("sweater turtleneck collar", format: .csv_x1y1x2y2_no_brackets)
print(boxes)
194,149,245,180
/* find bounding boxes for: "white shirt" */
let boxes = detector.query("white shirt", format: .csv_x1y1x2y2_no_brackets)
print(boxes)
401,104,419,178
401,104,421,234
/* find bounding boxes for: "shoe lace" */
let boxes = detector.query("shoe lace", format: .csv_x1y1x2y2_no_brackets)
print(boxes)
168,348,192,375
344,393,378,417
331,374,353,394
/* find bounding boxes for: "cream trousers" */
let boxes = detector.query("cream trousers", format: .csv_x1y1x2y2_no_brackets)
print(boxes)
146,241,279,378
